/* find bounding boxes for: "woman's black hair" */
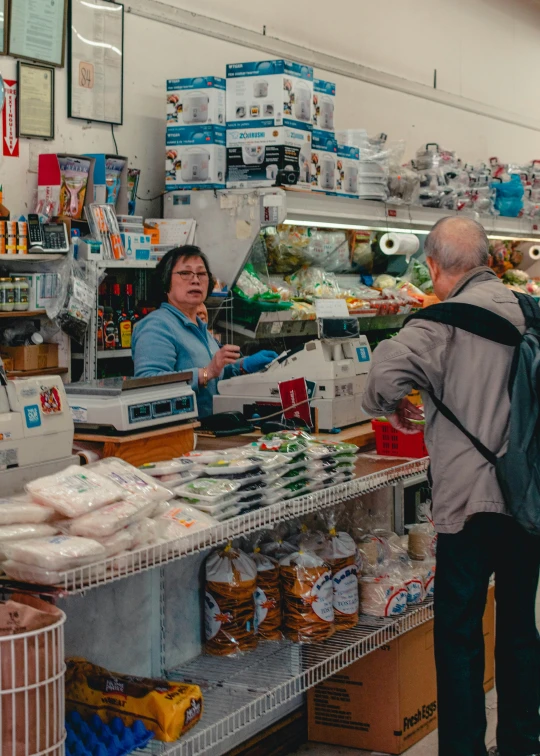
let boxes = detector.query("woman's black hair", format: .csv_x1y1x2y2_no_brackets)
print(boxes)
155,245,214,302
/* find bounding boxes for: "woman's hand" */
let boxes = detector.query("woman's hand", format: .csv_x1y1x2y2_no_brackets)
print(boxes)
242,350,279,373
206,344,241,381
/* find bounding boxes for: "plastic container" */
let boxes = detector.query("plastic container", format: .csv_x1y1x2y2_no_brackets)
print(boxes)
372,419,428,458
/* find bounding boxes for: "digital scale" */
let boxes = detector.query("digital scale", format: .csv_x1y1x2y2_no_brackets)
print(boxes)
65,373,198,433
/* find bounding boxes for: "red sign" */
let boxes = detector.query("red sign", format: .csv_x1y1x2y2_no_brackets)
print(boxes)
2,80,19,158
387,209,397,217
278,377,312,428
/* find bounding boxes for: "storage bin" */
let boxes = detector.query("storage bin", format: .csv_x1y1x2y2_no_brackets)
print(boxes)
372,419,428,458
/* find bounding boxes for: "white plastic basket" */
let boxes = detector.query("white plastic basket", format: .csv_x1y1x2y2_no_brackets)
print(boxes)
0,609,66,756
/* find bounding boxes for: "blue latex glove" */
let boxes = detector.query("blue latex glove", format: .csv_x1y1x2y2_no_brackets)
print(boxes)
242,350,279,373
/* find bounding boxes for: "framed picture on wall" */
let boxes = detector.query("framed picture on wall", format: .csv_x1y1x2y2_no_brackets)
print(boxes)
8,0,67,66
68,0,124,125
17,61,55,140
0,0,8,56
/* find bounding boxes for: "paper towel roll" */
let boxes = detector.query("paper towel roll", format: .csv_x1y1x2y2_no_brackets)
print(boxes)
380,232,420,258
529,245,540,260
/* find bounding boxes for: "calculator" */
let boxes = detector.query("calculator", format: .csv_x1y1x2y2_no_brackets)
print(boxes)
28,215,70,253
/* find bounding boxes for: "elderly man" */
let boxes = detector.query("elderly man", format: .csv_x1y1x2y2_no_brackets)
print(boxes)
363,217,540,756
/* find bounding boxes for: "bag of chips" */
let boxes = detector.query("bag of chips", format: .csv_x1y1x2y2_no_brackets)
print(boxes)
204,544,257,656
279,549,334,643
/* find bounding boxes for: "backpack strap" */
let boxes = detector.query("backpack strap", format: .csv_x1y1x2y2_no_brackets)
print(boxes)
427,393,498,466
405,302,522,347
514,291,540,329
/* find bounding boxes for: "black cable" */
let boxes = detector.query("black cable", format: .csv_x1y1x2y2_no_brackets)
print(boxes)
111,123,119,155
136,190,167,202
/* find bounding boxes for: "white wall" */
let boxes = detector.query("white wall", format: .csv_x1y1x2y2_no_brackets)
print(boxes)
1,0,540,217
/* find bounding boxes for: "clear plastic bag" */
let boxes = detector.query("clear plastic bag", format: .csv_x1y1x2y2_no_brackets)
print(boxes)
359,576,408,617
0,498,55,525
26,465,123,518
204,544,258,656
126,518,157,549
138,458,200,478
58,498,156,539
155,504,217,541
3,535,106,570
173,478,243,502
318,510,359,630
407,522,438,560
46,254,96,344
279,549,335,643
0,523,60,558
90,458,173,504
98,528,134,558
247,535,282,641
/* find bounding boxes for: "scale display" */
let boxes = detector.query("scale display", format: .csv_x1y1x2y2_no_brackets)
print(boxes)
128,395,194,424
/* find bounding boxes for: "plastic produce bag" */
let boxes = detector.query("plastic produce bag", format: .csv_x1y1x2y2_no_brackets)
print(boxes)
65,657,203,742
318,511,359,630
26,466,123,518
408,522,438,560
46,254,96,344
0,498,55,525
204,544,257,656
359,576,408,617
248,536,282,641
279,549,334,643
492,175,524,218
3,535,106,570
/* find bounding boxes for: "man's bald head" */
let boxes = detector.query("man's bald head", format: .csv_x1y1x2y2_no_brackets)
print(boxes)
424,216,490,273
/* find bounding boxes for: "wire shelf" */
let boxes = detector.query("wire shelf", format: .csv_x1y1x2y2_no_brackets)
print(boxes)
144,600,434,756
51,458,428,596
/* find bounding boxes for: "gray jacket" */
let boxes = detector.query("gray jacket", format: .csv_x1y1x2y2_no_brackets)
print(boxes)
362,267,526,533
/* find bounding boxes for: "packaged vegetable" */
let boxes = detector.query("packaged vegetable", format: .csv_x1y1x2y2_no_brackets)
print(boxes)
138,458,200,477
0,498,55,525
173,478,242,502
59,499,156,538
280,549,334,643
26,466,122,518
65,657,203,742
204,544,258,656
3,535,106,570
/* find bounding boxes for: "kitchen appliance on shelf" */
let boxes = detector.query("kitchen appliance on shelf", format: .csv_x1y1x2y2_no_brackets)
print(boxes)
242,144,265,165
182,91,210,124
181,148,210,182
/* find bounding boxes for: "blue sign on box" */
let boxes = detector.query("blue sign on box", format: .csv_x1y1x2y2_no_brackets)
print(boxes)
121,233,151,260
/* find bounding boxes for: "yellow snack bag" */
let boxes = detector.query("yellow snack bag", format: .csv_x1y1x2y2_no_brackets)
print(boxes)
65,658,203,742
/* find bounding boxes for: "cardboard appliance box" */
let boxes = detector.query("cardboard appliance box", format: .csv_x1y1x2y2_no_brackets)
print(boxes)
308,585,495,754
1,344,58,372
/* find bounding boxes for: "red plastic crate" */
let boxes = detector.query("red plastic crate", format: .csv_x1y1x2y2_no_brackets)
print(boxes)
372,419,428,458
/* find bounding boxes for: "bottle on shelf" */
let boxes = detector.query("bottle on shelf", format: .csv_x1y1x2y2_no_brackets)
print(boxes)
125,284,140,334
115,283,131,350
103,306,118,350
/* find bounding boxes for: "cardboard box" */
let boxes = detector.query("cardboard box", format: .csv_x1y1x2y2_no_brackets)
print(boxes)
311,129,338,194
165,126,226,190
1,344,58,372
226,126,311,189
85,154,129,214
336,143,360,198
226,59,314,130
313,79,336,132
120,233,152,260
308,585,495,754
167,77,226,127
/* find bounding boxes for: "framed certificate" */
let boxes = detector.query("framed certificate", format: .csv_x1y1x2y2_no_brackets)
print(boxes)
0,0,8,56
68,0,124,125
18,61,55,139
8,0,67,67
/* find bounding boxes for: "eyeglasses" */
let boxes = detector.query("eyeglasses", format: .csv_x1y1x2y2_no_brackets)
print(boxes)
174,271,209,281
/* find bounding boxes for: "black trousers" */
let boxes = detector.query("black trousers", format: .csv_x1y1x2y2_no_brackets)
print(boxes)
434,513,540,756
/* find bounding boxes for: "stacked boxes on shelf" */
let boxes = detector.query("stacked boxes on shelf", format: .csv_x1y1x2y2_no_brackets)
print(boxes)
165,77,227,190
226,60,313,189
311,79,338,194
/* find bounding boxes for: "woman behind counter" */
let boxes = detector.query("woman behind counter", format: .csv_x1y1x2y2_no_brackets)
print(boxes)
132,246,277,418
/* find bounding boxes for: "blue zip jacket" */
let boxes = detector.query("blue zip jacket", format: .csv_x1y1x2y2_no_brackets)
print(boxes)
132,303,241,417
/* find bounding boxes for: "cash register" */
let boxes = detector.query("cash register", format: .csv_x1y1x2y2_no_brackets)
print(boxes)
65,373,198,433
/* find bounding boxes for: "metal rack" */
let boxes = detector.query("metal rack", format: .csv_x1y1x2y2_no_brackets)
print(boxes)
146,601,434,756
53,457,428,595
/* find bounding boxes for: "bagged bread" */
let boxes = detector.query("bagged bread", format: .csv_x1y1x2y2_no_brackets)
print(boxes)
0,497,55,525
0,595,64,755
318,512,359,630
204,544,257,656
26,466,122,518
248,537,282,641
90,458,172,505
359,576,408,617
279,550,334,643
408,522,438,560
356,533,387,575
412,558,436,598
260,525,297,561
65,657,203,742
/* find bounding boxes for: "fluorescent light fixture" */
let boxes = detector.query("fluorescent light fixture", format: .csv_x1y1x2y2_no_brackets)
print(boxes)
283,219,430,234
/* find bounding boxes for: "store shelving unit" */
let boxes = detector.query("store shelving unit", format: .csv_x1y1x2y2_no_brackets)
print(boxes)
0,310,45,319
45,457,429,595
255,311,409,339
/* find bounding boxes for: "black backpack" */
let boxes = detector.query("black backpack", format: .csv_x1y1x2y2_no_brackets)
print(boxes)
405,292,540,537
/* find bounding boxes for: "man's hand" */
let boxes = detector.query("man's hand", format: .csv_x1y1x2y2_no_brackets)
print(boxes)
387,399,424,434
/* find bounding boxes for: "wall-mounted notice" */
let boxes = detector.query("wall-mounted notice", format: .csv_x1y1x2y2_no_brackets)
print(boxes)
68,0,124,125
8,0,67,66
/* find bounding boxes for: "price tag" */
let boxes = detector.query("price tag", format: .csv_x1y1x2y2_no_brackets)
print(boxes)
270,321,282,334
315,299,349,319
